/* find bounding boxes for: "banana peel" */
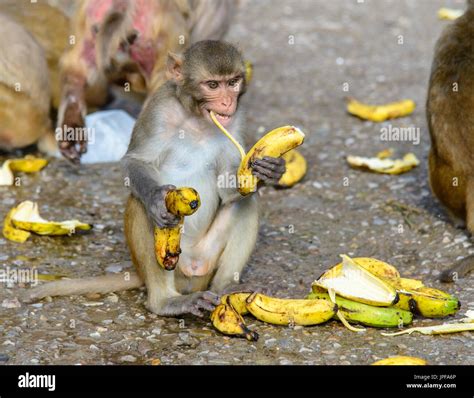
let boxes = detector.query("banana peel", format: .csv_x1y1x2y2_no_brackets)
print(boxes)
314,255,399,307
0,156,48,186
3,201,91,242
438,8,463,20
347,153,420,175
278,149,307,188
308,290,413,328
154,187,200,271
372,356,427,365
347,98,416,122
382,322,474,337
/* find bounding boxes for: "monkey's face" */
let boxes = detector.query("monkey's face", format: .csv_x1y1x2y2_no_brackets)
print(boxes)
198,75,244,128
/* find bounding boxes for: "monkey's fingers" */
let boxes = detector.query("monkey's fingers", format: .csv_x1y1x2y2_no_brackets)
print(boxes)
252,163,286,182
58,141,82,165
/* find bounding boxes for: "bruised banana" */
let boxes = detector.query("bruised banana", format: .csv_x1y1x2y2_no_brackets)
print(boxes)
238,126,305,195
220,292,251,315
372,356,427,366
347,98,416,122
308,290,412,328
2,206,31,243
211,296,258,341
245,292,336,326
154,187,200,271
278,149,307,188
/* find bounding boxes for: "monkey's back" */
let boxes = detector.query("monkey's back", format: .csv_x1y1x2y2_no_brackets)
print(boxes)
427,9,474,173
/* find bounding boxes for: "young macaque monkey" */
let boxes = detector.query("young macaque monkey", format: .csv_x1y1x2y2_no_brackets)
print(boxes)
22,41,286,318
427,0,474,282
57,0,237,164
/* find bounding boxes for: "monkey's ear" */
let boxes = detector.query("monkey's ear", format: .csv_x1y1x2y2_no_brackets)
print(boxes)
166,52,184,82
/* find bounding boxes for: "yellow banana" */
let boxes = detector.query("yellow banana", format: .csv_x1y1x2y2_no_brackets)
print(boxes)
2,206,31,243
278,149,307,188
210,296,258,341
347,98,416,122
245,292,336,326
238,126,305,195
437,8,463,21
372,356,427,366
6,201,91,239
8,156,48,173
154,187,200,271
220,292,251,315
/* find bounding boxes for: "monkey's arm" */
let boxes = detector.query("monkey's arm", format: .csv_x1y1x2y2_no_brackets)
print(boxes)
122,157,180,228
440,255,474,282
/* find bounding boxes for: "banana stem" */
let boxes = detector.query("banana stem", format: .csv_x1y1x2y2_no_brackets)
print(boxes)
210,111,246,160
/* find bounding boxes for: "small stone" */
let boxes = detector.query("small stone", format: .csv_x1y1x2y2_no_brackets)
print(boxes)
151,327,162,335
89,332,101,338
0,353,9,363
30,358,39,364
2,298,21,308
120,355,137,363
105,294,119,303
85,293,101,300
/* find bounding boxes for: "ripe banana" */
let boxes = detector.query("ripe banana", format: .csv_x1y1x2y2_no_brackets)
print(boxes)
394,286,460,318
347,98,416,122
154,187,200,271
210,296,258,341
372,356,427,365
245,60,253,84
308,290,413,328
238,126,305,195
245,292,336,326
220,292,251,315
278,149,307,188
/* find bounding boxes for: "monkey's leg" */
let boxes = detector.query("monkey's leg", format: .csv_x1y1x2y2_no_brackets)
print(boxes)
125,196,220,317
210,196,260,294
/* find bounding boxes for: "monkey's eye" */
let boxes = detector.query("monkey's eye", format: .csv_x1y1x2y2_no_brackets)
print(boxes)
228,78,240,87
207,81,219,90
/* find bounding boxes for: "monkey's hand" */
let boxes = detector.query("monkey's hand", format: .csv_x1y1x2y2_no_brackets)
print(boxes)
152,291,221,317
57,98,87,164
251,156,286,186
147,185,181,228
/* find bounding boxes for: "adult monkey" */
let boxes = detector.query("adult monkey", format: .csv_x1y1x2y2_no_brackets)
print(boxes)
23,41,286,317
427,0,474,282
57,0,237,164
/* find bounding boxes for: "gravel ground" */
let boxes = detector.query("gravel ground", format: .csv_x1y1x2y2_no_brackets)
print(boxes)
1,0,473,365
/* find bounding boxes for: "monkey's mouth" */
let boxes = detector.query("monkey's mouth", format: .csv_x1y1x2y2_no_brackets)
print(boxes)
205,110,234,128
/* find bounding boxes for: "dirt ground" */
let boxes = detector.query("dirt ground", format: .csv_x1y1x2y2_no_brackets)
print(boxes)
1,0,473,365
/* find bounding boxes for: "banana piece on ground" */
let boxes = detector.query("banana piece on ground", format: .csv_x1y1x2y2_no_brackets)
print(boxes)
154,187,200,271
347,98,416,122
372,356,427,365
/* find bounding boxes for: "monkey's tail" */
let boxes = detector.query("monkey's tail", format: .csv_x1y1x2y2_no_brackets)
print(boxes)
440,255,474,283
20,272,143,303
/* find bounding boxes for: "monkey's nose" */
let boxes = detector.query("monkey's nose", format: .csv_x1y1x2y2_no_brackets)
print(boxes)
190,200,199,209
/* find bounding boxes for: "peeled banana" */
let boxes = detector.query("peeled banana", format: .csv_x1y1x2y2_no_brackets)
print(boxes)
211,296,258,341
238,126,305,195
308,290,412,328
278,149,307,188
245,292,336,326
314,255,399,307
372,356,427,365
154,187,200,271
347,98,416,122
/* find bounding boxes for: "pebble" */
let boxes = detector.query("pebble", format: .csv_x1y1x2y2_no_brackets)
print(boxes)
105,294,119,303
120,355,137,363
2,298,21,308
151,327,162,335
89,332,101,339
0,353,9,362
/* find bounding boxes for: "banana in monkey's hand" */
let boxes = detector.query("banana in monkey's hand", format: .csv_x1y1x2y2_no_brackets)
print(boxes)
154,187,200,271
209,111,306,195
2,200,91,243
347,98,416,122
